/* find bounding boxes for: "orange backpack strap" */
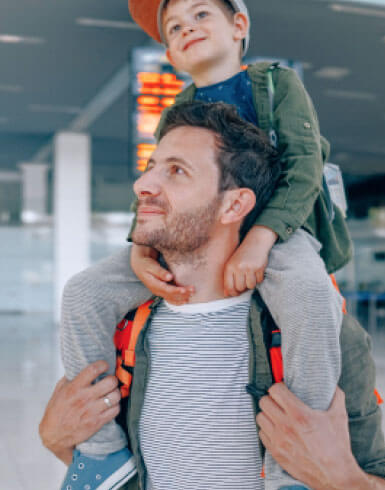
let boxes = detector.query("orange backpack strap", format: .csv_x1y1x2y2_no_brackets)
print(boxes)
330,273,347,314
114,299,154,398
124,300,153,366
269,329,284,384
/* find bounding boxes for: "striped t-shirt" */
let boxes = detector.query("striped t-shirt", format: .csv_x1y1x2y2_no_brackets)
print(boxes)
138,291,264,490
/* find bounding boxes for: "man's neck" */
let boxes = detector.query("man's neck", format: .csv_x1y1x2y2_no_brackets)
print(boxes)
191,57,243,88
161,231,239,304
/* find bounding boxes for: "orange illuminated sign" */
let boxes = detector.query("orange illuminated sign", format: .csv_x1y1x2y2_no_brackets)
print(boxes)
135,71,185,172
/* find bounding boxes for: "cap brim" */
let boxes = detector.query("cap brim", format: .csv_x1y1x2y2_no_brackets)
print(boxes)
128,0,163,43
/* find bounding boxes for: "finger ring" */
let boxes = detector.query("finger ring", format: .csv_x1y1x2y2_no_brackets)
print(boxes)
103,396,112,408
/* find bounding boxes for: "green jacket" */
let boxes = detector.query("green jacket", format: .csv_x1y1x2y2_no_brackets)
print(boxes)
122,294,385,490
149,62,352,274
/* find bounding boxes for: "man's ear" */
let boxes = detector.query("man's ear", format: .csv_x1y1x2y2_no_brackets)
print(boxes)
233,12,249,43
166,49,175,67
220,188,256,225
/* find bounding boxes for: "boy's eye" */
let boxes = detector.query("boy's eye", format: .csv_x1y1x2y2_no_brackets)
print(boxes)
169,23,181,35
196,10,209,20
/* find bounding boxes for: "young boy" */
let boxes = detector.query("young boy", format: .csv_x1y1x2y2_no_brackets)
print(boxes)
60,0,352,489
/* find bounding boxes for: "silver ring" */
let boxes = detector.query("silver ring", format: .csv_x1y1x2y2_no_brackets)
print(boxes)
103,396,112,408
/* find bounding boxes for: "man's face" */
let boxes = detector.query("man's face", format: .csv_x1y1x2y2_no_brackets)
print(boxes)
162,0,239,75
132,126,223,253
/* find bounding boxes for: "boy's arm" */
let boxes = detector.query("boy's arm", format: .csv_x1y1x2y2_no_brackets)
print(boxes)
253,67,324,242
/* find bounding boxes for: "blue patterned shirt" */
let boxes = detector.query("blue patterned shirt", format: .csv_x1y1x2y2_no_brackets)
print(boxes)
194,70,258,125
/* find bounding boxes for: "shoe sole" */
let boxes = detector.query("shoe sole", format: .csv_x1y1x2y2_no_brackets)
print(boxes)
95,460,138,490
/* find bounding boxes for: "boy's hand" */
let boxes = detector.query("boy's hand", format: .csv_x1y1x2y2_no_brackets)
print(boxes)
224,226,278,296
131,243,194,304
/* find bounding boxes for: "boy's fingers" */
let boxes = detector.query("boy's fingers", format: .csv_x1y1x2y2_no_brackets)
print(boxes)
146,260,173,282
72,361,109,388
224,270,237,296
245,271,257,290
145,273,191,300
234,273,246,293
255,268,265,284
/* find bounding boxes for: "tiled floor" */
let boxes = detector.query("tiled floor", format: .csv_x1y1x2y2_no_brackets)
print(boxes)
1,226,385,489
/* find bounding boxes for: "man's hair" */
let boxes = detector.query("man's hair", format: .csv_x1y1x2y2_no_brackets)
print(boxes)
158,101,281,238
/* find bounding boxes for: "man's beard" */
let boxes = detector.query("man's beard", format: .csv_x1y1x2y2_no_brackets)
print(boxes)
132,195,222,256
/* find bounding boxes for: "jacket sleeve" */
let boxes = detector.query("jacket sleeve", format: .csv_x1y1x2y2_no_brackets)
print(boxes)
253,67,324,242
339,314,385,478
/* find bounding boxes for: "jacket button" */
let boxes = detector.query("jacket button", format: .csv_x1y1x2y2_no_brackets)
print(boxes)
304,122,311,129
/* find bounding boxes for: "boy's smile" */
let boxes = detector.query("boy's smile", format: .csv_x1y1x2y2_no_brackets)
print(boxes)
183,36,207,51
162,0,248,84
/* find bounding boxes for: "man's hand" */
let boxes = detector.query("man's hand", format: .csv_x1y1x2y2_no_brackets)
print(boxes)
39,361,121,465
256,383,378,490
224,226,277,296
131,243,194,305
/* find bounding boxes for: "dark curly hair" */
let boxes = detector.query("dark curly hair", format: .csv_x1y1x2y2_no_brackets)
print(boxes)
159,101,281,238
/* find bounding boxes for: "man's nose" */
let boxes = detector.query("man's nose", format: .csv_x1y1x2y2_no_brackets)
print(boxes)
133,171,161,198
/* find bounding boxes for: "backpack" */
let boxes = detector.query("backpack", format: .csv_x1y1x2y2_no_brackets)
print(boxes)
114,291,383,406
114,298,284,400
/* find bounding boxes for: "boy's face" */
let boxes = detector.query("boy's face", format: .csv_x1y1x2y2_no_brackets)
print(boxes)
162,0,244,75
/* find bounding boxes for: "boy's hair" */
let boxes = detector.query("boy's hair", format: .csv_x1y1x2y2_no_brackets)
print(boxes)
162,0,235,16
159,101,281,237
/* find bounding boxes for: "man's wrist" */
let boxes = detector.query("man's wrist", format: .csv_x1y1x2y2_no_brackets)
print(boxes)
331,462,373,490
39,422,74,466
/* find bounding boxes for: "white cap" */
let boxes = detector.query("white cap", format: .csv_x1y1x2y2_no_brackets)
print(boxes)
157,0,250,57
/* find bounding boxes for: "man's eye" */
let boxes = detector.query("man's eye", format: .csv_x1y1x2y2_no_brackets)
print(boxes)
196,10,209,20
171,165,185,175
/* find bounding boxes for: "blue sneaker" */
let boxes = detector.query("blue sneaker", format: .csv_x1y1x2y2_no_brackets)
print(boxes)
61,447,137,490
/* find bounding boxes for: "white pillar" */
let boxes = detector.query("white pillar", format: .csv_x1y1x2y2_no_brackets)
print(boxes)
18,162,49,223
54,132,91,322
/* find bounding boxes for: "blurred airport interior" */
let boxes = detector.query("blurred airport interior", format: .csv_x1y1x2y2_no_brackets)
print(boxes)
0,0,384,488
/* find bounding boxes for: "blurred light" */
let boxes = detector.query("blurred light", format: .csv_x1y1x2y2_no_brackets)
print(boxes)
161,97,175,107
137,143,156,159
135,70,185,170
330,4,385,18
370,207,385,238
21,210,41,224
137,159,149,172
325,89,376,101
314,67,350,79
136,144,157,172
76,18,141,30
137,111,161,136
0,34,45,44
0,84,23,93
137,96,160,106
29,104,82,115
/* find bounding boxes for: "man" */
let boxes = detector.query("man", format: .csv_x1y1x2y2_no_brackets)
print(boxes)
40,102,385,489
